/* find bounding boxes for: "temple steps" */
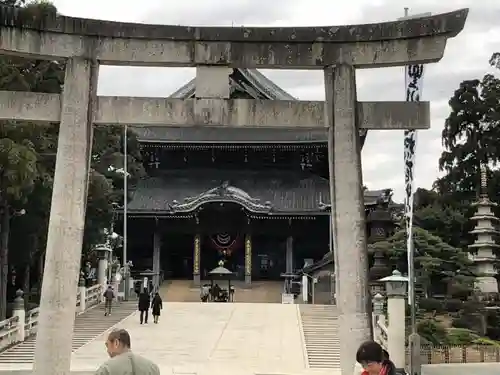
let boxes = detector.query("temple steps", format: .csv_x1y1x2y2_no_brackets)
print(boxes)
161,280,283,303
0,301,137,364
299,304,340,369
160,280,200,302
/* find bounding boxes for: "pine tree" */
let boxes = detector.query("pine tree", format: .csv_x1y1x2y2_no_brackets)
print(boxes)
436,53,500,202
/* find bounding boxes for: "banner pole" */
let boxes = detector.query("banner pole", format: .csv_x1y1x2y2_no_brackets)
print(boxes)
399,8,430,375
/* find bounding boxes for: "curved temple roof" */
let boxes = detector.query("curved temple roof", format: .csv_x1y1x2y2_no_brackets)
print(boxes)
0,6,467,43
127,170,393,215
169,69,296,101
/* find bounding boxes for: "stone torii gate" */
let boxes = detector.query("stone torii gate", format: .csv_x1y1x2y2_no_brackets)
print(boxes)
0,6,467,375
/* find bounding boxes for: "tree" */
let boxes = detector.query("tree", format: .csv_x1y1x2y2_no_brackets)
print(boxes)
437,53,500,202
0,122,56,312
413,188,468,249
0,136,38,318
0,0,63,318
83,126,145,253
368,227,474,299
490,53,500,70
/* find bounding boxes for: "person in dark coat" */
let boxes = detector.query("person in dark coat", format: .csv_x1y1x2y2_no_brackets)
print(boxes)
151,292,163,324
138,288,150,324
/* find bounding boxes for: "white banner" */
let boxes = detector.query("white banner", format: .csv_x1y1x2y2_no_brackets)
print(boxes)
404,64,424,305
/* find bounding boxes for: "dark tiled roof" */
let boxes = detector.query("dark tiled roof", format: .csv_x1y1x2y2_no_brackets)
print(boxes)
130,68,368,146
302,252,334,274
133,127,328,144
168,68,296,100
128,169,389,214
128,169,330,214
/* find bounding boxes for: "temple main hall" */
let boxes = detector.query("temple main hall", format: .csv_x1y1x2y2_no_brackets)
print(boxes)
122,68,393,287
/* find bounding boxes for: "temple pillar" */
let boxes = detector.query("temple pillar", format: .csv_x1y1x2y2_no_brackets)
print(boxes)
193,234,201,286
33,57,98,375
152,224,161,291
286,236,293,274
324,64,371,375
244,234,252,285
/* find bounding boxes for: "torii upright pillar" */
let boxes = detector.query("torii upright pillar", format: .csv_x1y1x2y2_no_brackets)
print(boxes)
325,64,371,373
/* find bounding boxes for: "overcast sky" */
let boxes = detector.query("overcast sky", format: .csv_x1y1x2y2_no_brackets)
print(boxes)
52,0,499,202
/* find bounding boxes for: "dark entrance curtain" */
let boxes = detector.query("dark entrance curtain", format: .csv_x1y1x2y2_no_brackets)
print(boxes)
162,233,193,279
252,234,285,280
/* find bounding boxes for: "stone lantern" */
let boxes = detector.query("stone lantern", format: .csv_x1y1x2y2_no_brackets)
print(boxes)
367,190,394,294
379,270,408,369
380,270,408,298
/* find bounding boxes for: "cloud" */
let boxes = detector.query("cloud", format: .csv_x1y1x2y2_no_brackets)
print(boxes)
97,67,195,97
143,0,293,26
358,0,500,33
53,0,498,202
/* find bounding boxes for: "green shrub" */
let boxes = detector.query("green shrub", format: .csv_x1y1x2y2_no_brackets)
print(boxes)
452,316,475,330
472,337,500,346
446,328,478,345
444,299,462,312
419,298,444,313
417,319,447,345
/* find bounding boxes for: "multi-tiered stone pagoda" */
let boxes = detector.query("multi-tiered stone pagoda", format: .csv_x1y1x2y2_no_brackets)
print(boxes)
469,165,500,294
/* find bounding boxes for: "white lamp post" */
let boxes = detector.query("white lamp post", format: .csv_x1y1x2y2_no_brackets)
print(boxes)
123,123,129,300
108,139,131,301
379,270,408,369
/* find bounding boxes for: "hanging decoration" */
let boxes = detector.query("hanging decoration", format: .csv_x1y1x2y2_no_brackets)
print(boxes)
210,233,241,256
404,63,424,306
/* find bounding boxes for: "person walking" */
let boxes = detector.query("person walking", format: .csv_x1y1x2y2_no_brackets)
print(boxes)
95,328,160,375
200,284,210,302
103,285,114,316
138,288,150,324
151,292,163,324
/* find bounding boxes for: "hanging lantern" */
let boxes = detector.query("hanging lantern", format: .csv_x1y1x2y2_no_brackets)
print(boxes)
210,233,241,256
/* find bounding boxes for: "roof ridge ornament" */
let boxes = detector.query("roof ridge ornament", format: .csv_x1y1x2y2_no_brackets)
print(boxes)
169,182,273,213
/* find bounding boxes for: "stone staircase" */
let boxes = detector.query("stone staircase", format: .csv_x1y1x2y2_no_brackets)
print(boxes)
161,280,283,303
234,281,283,303
299,304,340,369
160,280,199,302
0,301,137,364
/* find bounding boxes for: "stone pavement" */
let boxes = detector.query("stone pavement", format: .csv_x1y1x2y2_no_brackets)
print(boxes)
70,302,316,375
0,302,333,375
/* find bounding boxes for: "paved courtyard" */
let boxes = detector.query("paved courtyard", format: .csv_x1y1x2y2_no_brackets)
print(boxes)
70,302,314,375
0,302,329,375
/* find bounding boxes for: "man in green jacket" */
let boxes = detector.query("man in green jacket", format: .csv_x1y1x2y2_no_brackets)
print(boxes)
95,329,160,375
